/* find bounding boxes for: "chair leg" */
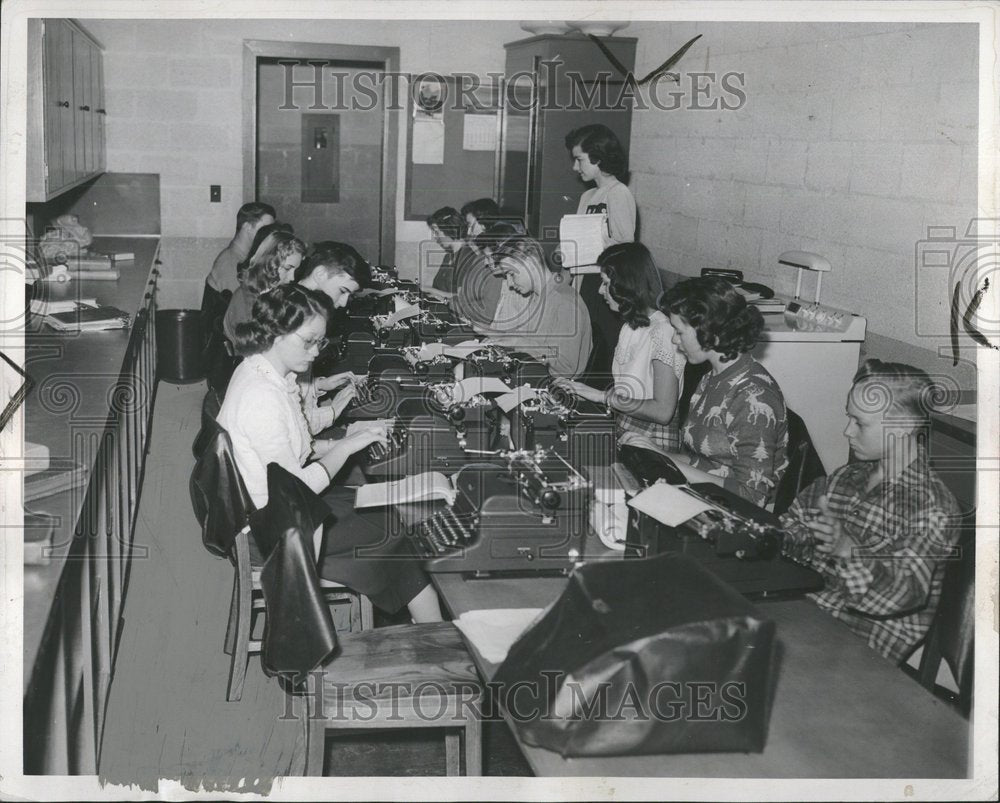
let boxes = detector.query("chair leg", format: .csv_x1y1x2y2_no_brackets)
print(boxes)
305,722,325,776
464,716,482,776
360,595,374,631
223,574,238,656
227,552,253,702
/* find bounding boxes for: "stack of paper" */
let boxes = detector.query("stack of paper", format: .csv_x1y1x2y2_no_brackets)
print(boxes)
559,213,606,269
354,472,457,509
45,303,130,332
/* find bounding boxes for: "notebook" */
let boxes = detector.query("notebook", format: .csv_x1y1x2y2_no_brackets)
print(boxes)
45,304,130,332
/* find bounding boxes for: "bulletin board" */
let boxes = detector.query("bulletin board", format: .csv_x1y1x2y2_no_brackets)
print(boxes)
404,75,503,221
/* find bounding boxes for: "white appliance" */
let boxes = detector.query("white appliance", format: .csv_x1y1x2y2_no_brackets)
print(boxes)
751,252,866,473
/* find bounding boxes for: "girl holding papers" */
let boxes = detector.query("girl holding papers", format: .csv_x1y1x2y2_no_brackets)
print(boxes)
217,284,442,622
563,124,637,384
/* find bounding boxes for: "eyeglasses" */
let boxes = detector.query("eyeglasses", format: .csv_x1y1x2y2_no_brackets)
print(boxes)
291,332,329,352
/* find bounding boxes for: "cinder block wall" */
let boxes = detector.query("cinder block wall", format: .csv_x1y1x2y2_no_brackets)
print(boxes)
628,21,979,389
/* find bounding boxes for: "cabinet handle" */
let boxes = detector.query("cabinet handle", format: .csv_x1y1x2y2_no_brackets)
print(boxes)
58,100,70,108
97,108,107,115
154,259,163,265
79,105,91,111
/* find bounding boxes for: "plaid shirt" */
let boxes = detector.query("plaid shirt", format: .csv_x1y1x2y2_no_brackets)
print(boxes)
780,448,961,662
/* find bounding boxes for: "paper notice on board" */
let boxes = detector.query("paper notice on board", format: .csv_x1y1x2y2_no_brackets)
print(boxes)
412,118,445,164
559,214,607,268
463,113,497,151
627,483,720,527
496,386,538,413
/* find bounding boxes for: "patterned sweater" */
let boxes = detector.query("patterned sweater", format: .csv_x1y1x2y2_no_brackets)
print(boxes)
681,353,788,507
780,450,961,662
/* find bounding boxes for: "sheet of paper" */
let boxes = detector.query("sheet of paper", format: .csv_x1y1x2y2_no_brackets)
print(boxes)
412,117,445,164
454,608,545,664
442,342,488,360
384,305,422,326
354,472,456,509
443,376,513,404
462,112,498,151
495,386,538,413
559,213,606,268
627,483,721,527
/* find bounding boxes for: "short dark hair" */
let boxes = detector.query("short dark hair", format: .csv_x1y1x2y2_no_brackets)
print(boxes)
232,284,328,357
851,359,941,425
235,202,276,234
427,207,464,241
659,276,763,362
564,124,628,182
472,220,519,254
460,198,500,224
490,235,546,272
298,241,371,288
597,242,663,329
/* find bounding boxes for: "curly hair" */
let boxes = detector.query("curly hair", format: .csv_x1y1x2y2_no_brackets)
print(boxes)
298,241,372,288
427,206,464,241
564,124,629,182
241,230,306,295
851,358,940,425
659,276,763,362
232,284,328,357
597,242,663,329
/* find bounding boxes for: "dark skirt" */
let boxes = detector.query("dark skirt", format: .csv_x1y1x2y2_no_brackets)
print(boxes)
319,486,429,615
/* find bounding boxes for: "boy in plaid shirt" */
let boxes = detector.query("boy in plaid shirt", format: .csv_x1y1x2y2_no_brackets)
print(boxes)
780,360,962,662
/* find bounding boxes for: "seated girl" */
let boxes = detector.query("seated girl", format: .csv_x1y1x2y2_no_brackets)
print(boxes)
780,359,961,662
223,228,305,342
482,235,592,380
658,276,788,507
554,243,685,452
217,284,442,622
460,197,501,240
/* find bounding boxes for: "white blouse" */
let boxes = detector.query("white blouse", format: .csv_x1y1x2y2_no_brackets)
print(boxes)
612,310,684,400
217,353,328,508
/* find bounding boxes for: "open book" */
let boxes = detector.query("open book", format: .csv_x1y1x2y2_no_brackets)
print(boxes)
354,471,457,509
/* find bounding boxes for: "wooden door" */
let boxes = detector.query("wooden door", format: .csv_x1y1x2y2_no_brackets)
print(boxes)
93,46,106,174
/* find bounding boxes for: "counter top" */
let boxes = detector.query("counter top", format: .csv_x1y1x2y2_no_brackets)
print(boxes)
22,235,160,687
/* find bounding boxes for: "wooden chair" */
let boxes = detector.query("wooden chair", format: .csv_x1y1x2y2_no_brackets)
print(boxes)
255,463,482,776
189,419,372,702
904,518,975,717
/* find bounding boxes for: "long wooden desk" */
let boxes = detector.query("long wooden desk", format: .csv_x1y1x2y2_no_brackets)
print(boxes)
432,572,971,778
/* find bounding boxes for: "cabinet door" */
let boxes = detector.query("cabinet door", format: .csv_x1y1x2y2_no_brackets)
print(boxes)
44,20,76,193
93,47,106,174
72,27,93,178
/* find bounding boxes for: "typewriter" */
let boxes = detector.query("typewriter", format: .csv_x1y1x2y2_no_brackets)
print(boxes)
410,447,592,575
463,346,550,388
618,445,823,597
358,397,502,479
509,387,616,464
345,373,434,420
371,314,413,349
410,309,479,346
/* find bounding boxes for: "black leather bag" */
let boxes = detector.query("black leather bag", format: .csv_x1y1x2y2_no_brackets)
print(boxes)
493,553,776,757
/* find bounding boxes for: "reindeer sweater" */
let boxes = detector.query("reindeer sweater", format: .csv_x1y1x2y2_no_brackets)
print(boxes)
681,353,788,507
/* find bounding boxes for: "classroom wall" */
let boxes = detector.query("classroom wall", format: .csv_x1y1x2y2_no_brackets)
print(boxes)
627,21,979,390
81,18,523,308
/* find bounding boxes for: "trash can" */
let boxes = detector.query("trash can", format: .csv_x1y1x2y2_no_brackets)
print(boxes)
156,309,205,383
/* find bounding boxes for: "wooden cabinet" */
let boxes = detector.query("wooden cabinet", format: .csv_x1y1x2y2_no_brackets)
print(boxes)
499,34,637,246
27,19,107,201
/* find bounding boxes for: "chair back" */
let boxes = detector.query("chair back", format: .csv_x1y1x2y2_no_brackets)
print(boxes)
189,418,255,557
191,386,223,459
253,463,338,683
204,316,241,394
918,518,975,715
773,408,826,516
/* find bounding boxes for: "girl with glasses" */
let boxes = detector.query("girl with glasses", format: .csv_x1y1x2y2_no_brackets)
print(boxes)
217,284,443,623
